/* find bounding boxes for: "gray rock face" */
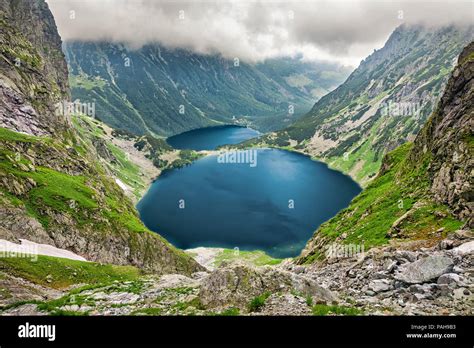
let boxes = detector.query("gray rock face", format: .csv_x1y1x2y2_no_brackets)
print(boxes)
452,241,474,256
437,273,460,285
260,293,312,316
395,256,453,284
410,42,474,226
0,0,70,136
199,262,336,310
369,279,392,293
393,250,418,263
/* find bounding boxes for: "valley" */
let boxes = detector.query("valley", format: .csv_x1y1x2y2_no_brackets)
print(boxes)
243,25,474,185
65,42,351,136
0,0,472,322
137,145,361,258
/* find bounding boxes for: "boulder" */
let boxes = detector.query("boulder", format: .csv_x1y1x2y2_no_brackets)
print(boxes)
394,255,453,284
290,273,337,303
260,293,312,316
199,262,336,309
439,239,454,250
385,260,398,273
437,273,460,285
408,284,425,294
393,250,417,263
369,279,392,293
451,241,474,256
454,230,473,240
293,266,306,274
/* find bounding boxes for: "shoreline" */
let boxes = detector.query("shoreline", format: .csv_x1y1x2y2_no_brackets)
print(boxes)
134,139,364,258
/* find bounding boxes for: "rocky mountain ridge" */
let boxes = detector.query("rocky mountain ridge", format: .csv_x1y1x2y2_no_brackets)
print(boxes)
409,42,473,226
244,25,473,185
0,0,69,136
298,42,473,265
0,0,202,275
64,41,351,136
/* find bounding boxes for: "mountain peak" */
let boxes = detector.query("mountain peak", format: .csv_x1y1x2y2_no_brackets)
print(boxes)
249,24,473,185
0,0,69,136
298,41,473,264
410,41,473,225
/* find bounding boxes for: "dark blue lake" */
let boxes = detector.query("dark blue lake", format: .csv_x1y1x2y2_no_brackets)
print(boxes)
167,125,259,150
137,147,361,258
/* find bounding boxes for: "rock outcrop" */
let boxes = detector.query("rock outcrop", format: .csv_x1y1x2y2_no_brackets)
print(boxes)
394,255,454,284
288,232,474,315
0,0,69,135
298,42,473,265
198,262,336,310
410,42,474,226
0,0,203,275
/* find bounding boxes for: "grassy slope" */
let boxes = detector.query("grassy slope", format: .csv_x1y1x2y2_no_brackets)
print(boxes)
299,46,474,263
0,255,141,290
72,115,147,200
213,249,282,267
0,126,197,273
0,127,145,232
298,142,463,264
71,115,206,198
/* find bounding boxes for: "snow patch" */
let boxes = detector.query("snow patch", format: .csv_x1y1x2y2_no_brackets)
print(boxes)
0,239,88,261
115,178,128,191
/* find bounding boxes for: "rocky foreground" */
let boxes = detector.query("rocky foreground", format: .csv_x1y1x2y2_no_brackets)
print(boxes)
0,0,472,318
1,230,472,316
290,230,473,315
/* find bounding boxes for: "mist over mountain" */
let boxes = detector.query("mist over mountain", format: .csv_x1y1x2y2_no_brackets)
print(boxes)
0,0,473,326
64,41,351,136
247,24,473,184
48,0,474,66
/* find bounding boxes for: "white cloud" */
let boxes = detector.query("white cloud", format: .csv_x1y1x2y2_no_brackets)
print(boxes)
47,0,474,67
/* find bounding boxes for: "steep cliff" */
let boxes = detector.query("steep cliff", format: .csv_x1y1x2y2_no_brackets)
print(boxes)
298,42,473,264
0,0,202,275
409,42,473,226
245,25,473,184
64,42,350,136
0,0,69,135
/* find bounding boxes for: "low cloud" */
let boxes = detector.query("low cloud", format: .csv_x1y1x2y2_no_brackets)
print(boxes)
47,0,473,66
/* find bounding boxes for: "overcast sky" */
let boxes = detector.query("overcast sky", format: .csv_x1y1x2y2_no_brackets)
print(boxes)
47,0,473,67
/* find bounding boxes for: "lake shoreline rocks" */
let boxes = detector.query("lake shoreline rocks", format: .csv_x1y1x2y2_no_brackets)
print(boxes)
138,147,361,259
3,230,472,316
281,230,473,315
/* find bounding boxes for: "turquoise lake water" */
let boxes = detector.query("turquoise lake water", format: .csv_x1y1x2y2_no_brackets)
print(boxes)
138,127,360,257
